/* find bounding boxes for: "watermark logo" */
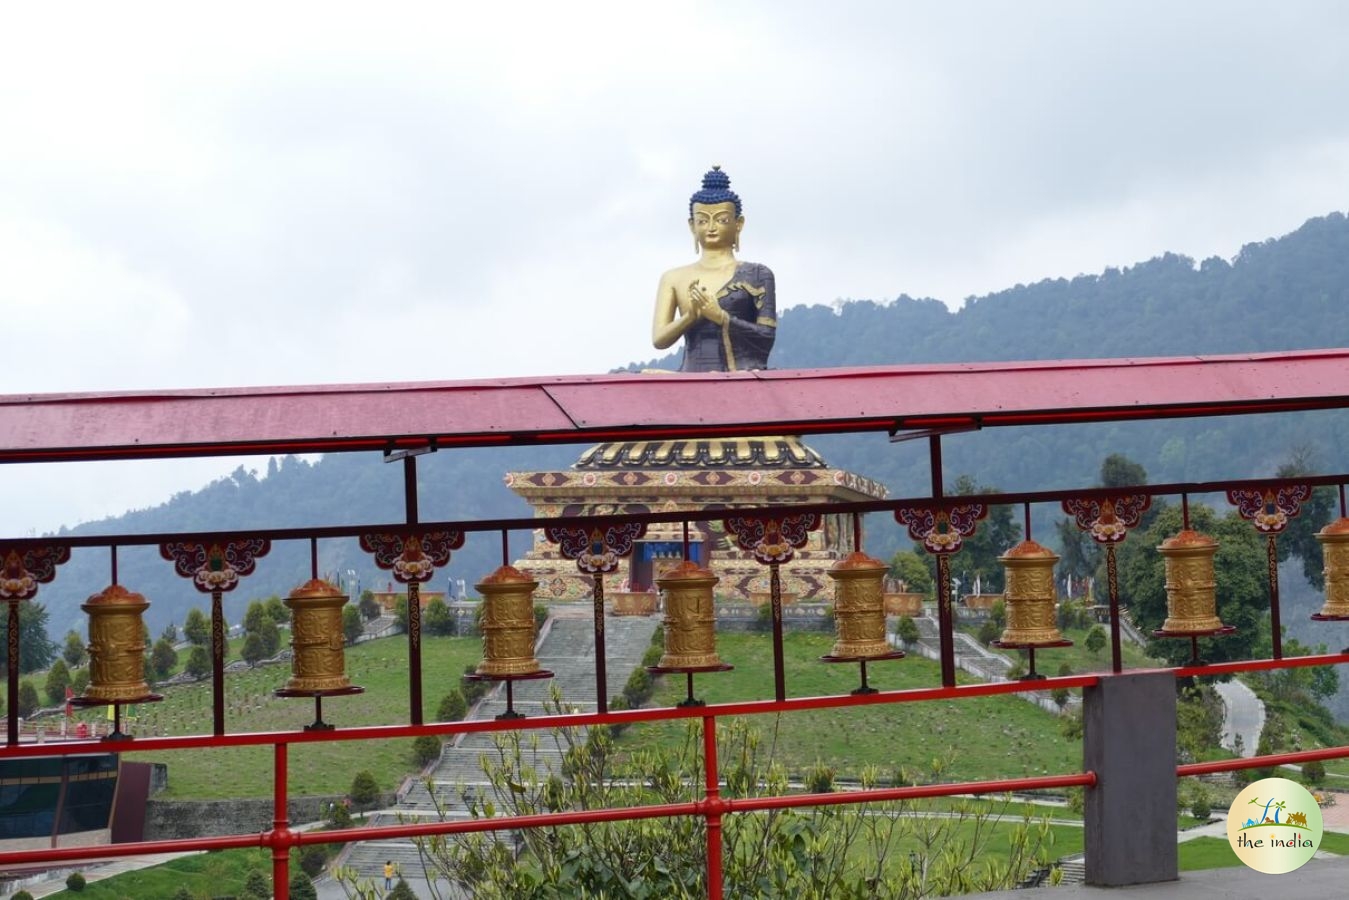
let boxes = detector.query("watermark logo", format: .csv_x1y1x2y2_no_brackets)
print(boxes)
1226,777,1323,874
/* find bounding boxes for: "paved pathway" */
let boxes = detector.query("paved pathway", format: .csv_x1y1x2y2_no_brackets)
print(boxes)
1214,678,1265,758
976,854,1349,898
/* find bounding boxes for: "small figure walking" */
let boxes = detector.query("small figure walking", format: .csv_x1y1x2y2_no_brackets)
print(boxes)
384,859,395,891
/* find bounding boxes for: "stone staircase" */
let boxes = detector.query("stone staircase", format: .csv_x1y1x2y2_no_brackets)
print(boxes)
903,612,1077,714
333,610,659,885
1056,854,1087,885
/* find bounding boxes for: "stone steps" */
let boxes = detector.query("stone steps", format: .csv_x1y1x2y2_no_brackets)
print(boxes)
337,610,658,881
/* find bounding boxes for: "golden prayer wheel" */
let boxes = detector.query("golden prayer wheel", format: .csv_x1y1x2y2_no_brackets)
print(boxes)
1158,529,1225,632
1315,518,1349,618
997,540,1067,645
81,585,152,702
476,565,543,676
827,551,891,658
283,578,352,692
656,560,724,668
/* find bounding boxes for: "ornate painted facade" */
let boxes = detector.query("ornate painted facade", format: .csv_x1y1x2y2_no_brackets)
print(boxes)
506,436,888,602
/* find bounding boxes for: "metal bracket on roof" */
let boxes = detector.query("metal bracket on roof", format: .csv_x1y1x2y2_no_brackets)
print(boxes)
383,442,437,462
887,422,981,443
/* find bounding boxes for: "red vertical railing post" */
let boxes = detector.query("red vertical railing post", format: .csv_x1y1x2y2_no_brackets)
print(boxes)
703,714,723,900
6,601,18,747
593,573,608,714
769,561,786,702
404,457,424,725
936,555,956,687
1104,545,1123,673
272,742,290,900
1266,533,1283,659
211,589,226,736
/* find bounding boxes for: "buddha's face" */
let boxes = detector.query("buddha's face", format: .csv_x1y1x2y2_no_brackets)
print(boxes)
689,202,742,251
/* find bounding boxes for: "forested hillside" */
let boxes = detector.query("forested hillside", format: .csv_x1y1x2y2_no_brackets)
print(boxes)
31,211,1349,643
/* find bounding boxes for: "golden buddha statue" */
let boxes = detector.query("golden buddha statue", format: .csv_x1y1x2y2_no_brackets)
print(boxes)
652,166,776,372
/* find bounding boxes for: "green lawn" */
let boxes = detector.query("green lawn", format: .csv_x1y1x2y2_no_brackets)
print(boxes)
617,631,1083,783
1175,830,1349,872
966,623,1163,676
120,635,481,799
44,848,272,898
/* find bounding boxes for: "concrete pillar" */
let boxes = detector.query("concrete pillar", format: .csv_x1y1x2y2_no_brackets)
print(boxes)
1083,670,1177,886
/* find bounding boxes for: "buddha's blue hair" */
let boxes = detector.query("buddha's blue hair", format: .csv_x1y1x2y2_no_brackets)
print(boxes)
689,166,742,217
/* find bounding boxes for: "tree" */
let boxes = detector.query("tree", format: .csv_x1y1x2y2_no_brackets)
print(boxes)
243,600,267,636
160,622,179,644
436,689,467,722
44,659,71,707
888,549,934,596
289,873,318,900
350,770,380,806
413,735,442,766
1099,453,1148,489
1084,625,1107,657
342,605,364,645
185,645,210,680
71,667,89,695
1055,517,1100,590
359,589,382,621
894,616,920,646
0,601,58,674
257,618,280,657
149,637,178,682
1255,636,1340,703
241,633,269,667
240,869,269,900
947,475,1021,594
423,596,455,636
264,595,289,625
387,880,417,900
62,629,87,668
18,680,39,717
1273,450,1336,590
183,608,210,646
242,600,280,659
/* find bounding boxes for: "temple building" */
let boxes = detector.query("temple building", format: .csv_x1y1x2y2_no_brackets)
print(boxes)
506,435,887,603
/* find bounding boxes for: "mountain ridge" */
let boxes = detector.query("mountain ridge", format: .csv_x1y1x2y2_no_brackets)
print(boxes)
24,210,1349,644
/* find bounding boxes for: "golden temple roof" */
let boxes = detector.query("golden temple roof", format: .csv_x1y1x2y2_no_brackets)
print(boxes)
575,436,826,470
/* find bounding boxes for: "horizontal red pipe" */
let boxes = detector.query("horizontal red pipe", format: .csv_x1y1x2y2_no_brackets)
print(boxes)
1174,652,1349,679
295,772,1098,848
296,799,703,847
0,676,1103,760
8,655,1344,763
0,832,265,867
1178,744,1349,777
2,770,1101,869
725,772,1097,815
11,473,1348,550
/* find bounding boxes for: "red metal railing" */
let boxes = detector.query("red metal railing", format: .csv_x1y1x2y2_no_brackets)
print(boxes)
4,466,1349,896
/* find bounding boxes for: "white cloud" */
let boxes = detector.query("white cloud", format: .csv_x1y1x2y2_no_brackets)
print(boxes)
2,0,1349,535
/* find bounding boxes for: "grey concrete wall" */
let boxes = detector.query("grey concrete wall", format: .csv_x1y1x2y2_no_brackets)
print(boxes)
713,602,835,633
143,792,396,840
1083,671,1178,886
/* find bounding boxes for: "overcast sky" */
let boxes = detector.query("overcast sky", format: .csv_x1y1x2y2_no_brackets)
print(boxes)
3,1,1349,537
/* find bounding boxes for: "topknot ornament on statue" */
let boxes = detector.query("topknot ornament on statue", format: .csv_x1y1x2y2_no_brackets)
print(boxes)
689,165,742,216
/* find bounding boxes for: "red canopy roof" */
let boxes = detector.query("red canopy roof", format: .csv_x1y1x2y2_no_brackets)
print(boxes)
1,350,1346,464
